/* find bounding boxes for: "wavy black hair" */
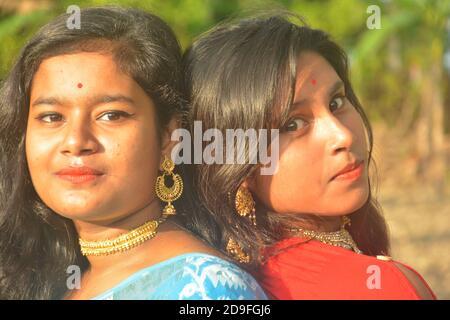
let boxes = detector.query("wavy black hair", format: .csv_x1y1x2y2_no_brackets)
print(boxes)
0,6,185,299
181,13,390,269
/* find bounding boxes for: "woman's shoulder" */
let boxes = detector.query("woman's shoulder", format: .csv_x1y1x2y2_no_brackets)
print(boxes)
341,253,435,299
353,255,436,299
259,237,435,299
173,253,268,300
94,252,267,300
390,260,436,299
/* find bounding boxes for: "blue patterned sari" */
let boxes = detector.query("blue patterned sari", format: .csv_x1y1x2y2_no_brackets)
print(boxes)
92,253,267,300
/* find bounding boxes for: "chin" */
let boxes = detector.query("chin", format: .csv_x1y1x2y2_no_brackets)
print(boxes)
340,189,369,213
45,197,103,221
320,187,368,215
52,207,97,221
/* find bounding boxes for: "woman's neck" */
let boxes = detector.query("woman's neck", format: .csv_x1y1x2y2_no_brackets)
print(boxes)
74,199,163,272
292,215,344,232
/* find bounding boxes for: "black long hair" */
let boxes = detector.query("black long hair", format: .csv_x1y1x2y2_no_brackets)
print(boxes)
0,6,185,299
181,13,390,269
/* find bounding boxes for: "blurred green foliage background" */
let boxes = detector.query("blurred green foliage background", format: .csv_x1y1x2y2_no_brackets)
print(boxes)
0,1,449,139
1,0,449,298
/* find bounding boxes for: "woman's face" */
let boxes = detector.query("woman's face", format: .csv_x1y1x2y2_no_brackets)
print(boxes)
250,52,369,216
26,52,163,223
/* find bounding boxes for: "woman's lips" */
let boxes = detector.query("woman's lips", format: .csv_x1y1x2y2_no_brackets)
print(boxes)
332,161,364,181
56,174,103,184
55,166,104,184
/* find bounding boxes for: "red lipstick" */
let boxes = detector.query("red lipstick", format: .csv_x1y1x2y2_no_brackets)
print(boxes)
331,160,364,182
55,166,104,184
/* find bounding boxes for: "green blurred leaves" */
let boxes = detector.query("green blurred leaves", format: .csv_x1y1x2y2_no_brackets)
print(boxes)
0,0,448,131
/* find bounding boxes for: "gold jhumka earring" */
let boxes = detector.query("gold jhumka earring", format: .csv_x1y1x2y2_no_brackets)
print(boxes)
226,185,256,263
155,155,183,216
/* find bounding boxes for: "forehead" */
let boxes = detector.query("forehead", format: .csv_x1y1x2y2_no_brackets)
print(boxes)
34,52,119,78
30,52,136,100
294,51,341,98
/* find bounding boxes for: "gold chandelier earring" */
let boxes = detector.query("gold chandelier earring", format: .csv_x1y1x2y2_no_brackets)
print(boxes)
234,185,256,226
155,155,183,216
226,185,256,264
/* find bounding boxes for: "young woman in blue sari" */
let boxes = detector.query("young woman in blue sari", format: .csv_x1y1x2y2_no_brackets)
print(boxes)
0,6,266,300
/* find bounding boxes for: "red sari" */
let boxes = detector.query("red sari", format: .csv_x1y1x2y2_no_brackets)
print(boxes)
256,237,436,300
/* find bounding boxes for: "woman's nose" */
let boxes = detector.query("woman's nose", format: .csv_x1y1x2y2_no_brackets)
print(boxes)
60,118,99,157
321,115,355,155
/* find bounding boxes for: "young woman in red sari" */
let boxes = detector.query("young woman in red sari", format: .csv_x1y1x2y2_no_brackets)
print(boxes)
181,13,436,299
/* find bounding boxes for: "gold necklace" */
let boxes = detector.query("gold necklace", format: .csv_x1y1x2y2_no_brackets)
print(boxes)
79,216,167,256
289,217,362,254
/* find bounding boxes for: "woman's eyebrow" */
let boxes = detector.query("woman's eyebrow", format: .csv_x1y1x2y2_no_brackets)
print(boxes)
31,96,63,108
31,94,137,109
327,80,345,97
89,94,136,107
291,80,345,109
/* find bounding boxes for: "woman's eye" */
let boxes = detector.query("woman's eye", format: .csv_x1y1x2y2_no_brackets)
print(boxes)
98,111,132,121
284,118,308,132
37,113,63,123
329,95,346,112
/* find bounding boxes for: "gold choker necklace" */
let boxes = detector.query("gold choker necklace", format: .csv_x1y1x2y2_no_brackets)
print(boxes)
79,216,167,256
289,217,362,254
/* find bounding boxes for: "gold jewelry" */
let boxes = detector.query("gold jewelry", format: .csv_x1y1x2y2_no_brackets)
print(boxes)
226,238,250,264
342,215,351,228
155,155,183,216
234,185,256,226
79,216,166,256
225,186,256,263
289,216,362,254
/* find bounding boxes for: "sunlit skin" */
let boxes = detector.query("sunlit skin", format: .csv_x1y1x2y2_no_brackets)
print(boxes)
246,52,370,231
27,53,161,224
26,52,220,299
243,53,434,299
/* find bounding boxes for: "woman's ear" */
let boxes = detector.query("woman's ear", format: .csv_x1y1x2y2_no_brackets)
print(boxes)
241,173,256,192
160,116,181,162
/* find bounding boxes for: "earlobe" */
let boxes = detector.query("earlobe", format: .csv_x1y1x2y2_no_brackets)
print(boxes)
241,175,256,193
241,179,250,189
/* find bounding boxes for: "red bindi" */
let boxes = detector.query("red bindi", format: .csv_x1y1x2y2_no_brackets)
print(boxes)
311,79,317,85
77,83,83,88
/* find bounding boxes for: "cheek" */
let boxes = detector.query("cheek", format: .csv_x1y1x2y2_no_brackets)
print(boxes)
347,108,368,147
254,141,320,212
106,126,160,188
25,128,54,180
